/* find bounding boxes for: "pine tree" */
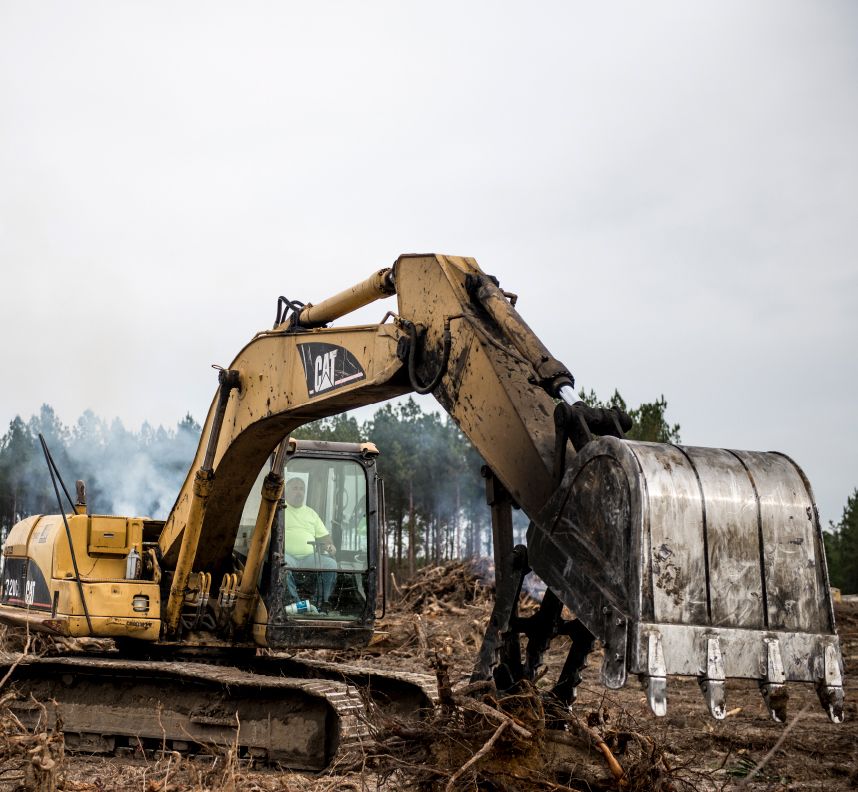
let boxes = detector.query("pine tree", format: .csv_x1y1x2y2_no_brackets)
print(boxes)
825,489,858,594
577,388,680,443
290,414,361,442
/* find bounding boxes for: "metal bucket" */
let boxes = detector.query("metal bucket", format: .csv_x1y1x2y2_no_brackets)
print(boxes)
527,436,844,722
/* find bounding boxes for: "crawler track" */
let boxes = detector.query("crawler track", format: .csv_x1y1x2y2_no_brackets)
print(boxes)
0,654,436,771
248,654,439,717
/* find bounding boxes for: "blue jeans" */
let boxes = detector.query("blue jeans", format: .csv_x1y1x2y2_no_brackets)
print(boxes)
283,552,338,602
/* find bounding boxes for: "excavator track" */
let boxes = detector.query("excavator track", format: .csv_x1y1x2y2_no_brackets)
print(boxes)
249,654,439,717
0,653,434,770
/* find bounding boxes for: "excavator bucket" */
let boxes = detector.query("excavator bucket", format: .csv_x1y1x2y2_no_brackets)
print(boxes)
527,436,845,723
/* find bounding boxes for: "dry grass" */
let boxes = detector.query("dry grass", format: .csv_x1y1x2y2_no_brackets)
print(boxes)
0,565,855,791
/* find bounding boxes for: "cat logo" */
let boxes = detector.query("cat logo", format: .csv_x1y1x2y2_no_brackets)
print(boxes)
314,349,338,393
297,343,366,397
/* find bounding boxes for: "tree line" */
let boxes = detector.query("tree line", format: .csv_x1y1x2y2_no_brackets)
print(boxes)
296,389,682,575
0,405,201,539
0,390,679,575
6,392,851,590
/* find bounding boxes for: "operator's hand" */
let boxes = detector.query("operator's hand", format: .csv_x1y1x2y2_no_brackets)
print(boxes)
307,538,337,554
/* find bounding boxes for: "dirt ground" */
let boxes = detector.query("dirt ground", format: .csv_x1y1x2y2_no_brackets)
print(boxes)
1,564,855,791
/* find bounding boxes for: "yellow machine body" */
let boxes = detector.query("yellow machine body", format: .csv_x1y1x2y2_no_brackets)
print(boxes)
1,513,160,640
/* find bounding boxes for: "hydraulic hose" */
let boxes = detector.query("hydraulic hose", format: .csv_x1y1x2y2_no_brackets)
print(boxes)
405,316,460,394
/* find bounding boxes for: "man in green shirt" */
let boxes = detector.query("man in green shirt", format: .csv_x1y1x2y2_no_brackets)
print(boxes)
283,477,338,603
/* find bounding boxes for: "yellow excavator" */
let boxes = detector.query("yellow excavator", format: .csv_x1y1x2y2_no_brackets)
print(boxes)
0,254,845,769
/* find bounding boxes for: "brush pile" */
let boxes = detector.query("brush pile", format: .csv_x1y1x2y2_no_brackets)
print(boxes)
0,690,64,792
349,564,691,790
395,560,496,614
355,652,695,791
0,627,65,792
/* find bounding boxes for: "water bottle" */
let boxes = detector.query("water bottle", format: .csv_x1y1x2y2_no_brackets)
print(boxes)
125,547,141,579
285,599,318,615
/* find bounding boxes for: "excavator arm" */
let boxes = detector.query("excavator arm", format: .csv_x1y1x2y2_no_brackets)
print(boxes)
158,255,569,570
156,253,844,723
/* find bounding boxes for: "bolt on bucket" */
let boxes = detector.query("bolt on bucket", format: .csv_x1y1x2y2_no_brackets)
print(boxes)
527,436,844,723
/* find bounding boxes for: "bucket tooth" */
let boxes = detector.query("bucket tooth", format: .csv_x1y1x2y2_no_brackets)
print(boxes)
698,636,726,720
641,631,667,717
815,643,844,724
760,638,788,723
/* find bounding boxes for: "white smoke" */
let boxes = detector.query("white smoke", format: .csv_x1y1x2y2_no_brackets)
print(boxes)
60,410,201,519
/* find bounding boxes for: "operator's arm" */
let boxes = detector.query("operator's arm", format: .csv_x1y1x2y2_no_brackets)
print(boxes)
312,513,337,555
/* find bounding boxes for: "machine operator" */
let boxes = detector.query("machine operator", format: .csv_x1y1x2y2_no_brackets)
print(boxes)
283,476,338,603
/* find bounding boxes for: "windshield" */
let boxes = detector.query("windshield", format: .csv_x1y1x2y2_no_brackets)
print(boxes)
237,455,371,621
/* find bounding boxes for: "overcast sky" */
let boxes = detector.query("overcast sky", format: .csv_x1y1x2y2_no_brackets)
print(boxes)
1,2,856,527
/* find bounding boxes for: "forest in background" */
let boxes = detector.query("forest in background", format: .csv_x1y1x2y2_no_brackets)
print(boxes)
1,392,854,589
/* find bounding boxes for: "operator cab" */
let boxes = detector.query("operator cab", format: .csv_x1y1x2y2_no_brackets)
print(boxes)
236,438,384,648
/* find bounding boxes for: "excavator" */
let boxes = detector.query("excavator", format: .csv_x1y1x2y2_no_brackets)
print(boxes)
0,254,845,770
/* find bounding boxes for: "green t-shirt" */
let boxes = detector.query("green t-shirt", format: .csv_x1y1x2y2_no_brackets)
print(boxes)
284,504,329,557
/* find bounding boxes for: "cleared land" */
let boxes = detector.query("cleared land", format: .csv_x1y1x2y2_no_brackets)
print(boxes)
1,563,854,791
